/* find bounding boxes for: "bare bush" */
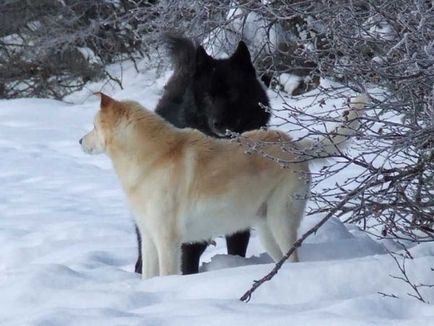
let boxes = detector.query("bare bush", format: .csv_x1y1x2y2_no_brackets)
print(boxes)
0,0,152,98
0,0,238,99
282,0,434,243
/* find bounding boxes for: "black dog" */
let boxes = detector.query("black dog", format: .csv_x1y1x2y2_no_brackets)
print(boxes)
135,35,270,275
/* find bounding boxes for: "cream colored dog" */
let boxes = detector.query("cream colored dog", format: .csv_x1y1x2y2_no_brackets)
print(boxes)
80,93,366,278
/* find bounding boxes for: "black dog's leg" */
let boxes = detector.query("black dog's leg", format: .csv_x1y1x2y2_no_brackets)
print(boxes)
181,231,250,274
136,224,208,275
136,228,249,274
134,224,142,274
226,230,250,257
181,242,208,274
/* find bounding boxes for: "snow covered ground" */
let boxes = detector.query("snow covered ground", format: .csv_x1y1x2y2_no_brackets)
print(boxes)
1,61,434,325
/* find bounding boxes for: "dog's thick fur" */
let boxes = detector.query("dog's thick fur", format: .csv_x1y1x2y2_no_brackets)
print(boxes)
80,93,366,278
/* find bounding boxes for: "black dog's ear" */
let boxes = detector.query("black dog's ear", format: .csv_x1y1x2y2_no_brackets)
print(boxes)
231,41,254,73
196,46,213,70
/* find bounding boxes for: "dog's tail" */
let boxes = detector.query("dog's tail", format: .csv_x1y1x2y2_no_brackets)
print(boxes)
297,94,368,159
162,33,197,74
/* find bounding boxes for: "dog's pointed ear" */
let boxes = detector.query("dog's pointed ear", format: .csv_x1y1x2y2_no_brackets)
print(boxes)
94,92,115,109
196,46,213,70
231,41,254,73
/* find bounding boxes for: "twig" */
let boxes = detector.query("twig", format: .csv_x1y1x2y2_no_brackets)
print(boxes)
387,247,432,304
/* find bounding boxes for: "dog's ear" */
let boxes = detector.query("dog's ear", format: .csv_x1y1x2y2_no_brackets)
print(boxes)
231,41,255,74
196,46,213,71
95,92,115,109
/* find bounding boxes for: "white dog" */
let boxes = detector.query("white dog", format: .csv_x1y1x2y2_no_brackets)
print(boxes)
80,93,366,278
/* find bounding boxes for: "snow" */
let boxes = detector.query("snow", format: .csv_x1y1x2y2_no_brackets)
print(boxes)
1,60,434,325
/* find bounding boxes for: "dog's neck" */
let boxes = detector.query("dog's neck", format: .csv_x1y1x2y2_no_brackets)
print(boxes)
105,108,181,193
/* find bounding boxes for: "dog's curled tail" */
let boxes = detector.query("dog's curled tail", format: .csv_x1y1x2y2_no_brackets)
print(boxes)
298,94,368,159
162,33,197,73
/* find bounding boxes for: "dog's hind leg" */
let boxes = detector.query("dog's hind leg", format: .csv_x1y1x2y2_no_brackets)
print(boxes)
256,220,283,262
266,187,308,263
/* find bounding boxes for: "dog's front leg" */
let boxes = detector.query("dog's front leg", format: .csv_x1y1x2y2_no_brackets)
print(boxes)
138,226,159,279
155,230,181,276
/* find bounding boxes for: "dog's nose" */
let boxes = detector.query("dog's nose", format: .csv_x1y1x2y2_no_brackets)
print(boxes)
79,138,82,145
